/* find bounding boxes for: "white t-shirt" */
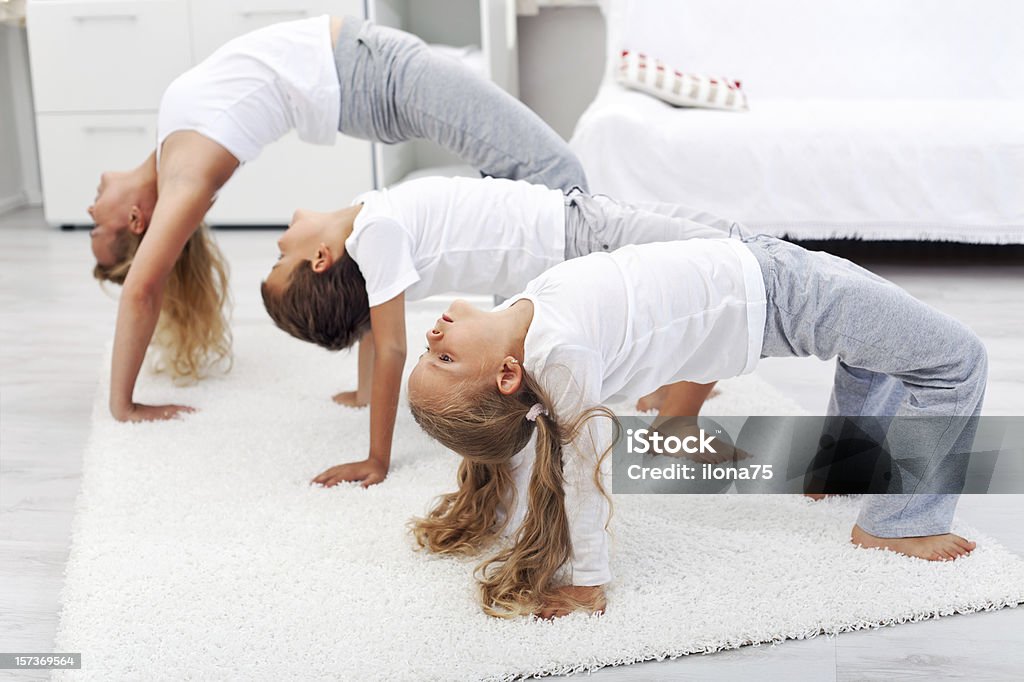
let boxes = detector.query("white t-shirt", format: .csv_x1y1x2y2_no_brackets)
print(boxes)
496,239,768,586
344,176,567,306
157,15,340,163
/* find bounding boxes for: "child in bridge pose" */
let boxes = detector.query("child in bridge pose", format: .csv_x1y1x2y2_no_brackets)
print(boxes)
262,175,732,487
407,235,986,618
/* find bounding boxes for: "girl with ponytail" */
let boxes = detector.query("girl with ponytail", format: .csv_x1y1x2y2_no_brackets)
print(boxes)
410,350,613,618
408,235,987,616
408,295,617,618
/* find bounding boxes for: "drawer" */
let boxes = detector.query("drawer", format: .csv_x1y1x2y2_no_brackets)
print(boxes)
27,0,191,113
189,0,363,62
206,132,373,225
35,112,158,225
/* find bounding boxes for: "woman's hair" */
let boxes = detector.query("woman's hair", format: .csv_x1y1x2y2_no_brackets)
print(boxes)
260,252,370,351
93,223,232,382
410,369,614,618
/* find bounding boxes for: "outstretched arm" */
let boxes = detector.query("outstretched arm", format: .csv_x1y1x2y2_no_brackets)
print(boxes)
534,348,613,617
333,329,374,407
110,181,209,420
313,293,407,487
536,398,613,618
109,132,237,421
365,294,407,476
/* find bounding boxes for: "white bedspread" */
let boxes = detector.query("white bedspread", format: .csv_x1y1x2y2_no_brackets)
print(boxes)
571,85,1024,243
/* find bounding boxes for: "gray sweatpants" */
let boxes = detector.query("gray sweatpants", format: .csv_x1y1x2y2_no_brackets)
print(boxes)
563,190,736,258
333,16,587,192
564,194,985,538
744,235,988,538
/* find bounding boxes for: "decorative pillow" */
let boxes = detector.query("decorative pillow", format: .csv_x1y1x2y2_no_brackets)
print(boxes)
615,49,749,111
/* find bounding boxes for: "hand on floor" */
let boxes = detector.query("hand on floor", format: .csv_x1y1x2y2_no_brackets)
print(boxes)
535,585,607,619
312,458,388,488
115,402,196,423
332,390,369,408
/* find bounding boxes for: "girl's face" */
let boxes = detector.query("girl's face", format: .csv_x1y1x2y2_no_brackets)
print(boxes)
409,299,508,401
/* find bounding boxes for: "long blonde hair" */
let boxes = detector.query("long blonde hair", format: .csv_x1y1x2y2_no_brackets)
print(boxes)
410,369,615,618
93,223,232,381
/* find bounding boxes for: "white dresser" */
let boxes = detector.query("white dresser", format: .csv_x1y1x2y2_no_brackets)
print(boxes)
25,0,517,226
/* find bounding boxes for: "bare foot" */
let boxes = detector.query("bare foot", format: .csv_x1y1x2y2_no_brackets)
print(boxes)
851,524,976,561
636,385,669,413
332,390,368,408
630,378,720,411
804,493,830,501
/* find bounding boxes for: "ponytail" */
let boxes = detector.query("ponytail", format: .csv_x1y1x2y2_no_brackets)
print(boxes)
476,408,574,617
411,458,514,556
410,369,614,617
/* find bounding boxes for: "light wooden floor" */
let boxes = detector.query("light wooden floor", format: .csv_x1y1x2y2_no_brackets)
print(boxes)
1,207,1022,680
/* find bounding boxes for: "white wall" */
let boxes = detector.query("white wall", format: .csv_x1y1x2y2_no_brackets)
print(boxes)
516,5,604,141
0,23,42,215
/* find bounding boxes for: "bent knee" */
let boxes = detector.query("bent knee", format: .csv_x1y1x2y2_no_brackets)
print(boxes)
949,322,988,386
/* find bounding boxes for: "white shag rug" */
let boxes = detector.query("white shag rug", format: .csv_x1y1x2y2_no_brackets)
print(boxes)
56,310,1024,681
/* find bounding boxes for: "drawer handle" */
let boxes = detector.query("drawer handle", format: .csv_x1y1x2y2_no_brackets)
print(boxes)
82,126,147,135
239,10,309,19
72,14,139,23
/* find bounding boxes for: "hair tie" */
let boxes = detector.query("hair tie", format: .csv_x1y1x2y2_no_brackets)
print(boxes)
525,403,548,422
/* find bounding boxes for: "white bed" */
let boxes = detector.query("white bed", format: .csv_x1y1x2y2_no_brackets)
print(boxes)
570,0,1024,243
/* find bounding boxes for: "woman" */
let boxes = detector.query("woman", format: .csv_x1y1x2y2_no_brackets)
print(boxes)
88,14,586,422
